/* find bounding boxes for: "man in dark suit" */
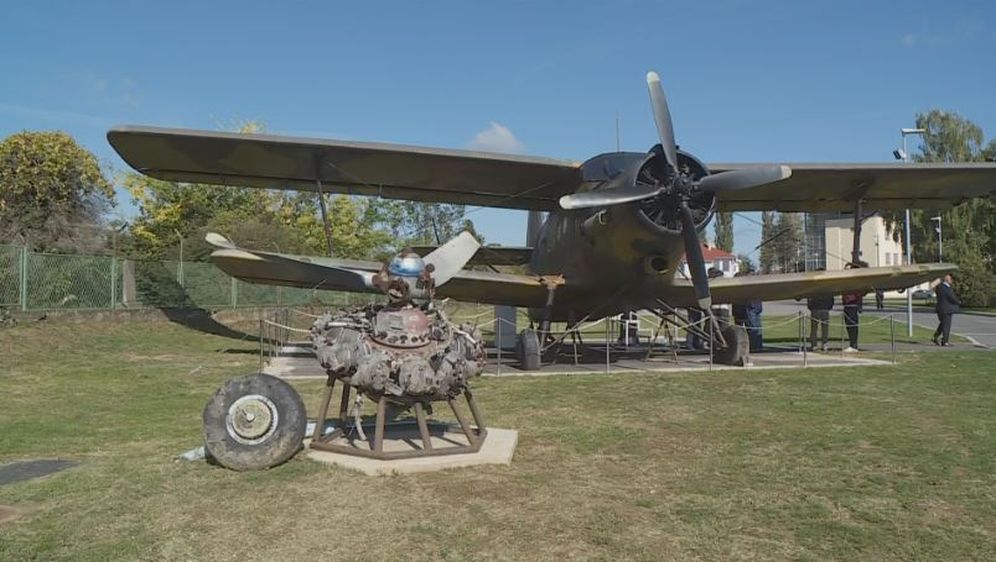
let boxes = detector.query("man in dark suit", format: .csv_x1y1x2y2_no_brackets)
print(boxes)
932,273,961,346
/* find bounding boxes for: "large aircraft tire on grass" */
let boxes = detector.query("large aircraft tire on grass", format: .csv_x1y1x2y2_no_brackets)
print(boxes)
516,329,541,371
714,325,749,366
203,373,307,471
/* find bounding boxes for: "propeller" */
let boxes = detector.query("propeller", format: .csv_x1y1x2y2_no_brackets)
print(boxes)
558,71,792,212
646,71,678,168
678,203,711,310
422,231,481,286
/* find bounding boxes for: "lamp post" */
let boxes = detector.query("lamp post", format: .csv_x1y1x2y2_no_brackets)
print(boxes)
931,215,942,262
898,127,926,337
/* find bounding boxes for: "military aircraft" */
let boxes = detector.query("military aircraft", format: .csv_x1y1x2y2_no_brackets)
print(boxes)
108,72,996,367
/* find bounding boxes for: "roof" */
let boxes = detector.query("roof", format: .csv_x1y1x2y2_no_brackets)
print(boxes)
701,244,735,261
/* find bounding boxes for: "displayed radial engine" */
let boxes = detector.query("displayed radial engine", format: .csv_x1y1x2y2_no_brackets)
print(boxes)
201,232,488,471
310,303,484,405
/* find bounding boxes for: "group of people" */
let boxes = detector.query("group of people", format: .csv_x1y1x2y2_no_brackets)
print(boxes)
806,272,962,352
680,270,962,354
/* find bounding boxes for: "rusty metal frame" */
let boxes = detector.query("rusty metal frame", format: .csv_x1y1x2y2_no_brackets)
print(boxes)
309,382,487,460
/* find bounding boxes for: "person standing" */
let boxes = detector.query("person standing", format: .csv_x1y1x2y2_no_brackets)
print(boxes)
874,289,884,310
932,273,961,346
841,290,863,352
745,298,763,351
807,294,833,351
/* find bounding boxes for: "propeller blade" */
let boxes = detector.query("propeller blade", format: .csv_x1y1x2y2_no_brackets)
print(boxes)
698,165,792,193
205,231,236,249
423,230,481,286
559,184,662,210
646,71,679,168
679,202,711,309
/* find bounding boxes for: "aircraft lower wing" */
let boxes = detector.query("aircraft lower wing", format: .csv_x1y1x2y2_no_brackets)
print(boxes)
210,247,550,307
661,264,953,307
712,163,996,212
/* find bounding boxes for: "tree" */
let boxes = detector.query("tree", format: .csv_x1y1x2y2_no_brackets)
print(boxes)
759,211,777,273
713,213,734,252
736,253,756,274
892,109,996,306
772,212,803,272
0,131,114,252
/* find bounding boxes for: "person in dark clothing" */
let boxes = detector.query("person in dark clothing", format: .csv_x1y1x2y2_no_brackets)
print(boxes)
874,289,884,310
841,291,863,352
932,274,961,346
807,294,834,351
745,298,763,351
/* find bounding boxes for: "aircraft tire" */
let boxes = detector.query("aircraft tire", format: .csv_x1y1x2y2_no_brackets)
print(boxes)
714,324,749,366
203,373,307,471
516,329,541,371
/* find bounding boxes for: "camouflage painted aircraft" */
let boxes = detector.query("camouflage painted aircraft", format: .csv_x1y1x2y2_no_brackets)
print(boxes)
109,72,996,365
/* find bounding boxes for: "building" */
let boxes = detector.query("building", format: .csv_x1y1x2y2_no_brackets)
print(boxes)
680,243,739,278
822,214,905,270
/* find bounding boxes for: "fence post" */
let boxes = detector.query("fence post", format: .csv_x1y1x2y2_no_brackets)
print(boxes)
19,246,28,312
110,256,117,310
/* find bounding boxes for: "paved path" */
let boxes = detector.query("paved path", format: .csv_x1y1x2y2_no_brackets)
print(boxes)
764,300,996,349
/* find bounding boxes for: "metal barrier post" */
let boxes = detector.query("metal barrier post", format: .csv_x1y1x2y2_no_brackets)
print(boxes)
890,313,896,364
496,322,502,376
604,318,610,375
110,256,117,310
231,278,238,308
708,314,713,371
258,317,264,372
19,247,28,312
801,311,808,367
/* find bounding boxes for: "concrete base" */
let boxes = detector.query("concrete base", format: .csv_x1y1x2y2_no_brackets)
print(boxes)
305,423,518,476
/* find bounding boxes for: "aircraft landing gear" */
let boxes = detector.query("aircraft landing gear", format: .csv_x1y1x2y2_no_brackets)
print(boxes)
713,323,749,366
516,329,541,371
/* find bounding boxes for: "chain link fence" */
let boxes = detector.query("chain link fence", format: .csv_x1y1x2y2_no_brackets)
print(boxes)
0,244,374,312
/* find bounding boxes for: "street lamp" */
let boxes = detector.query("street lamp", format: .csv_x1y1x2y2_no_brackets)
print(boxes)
931,215,942,262
896,127,926,337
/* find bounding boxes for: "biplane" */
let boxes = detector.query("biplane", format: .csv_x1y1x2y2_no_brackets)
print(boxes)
109,72,996,367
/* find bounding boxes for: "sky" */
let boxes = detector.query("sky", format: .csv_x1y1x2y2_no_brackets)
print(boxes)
2,0,995,259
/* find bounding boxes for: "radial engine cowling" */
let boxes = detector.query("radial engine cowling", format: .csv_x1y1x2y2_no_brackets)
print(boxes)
636,151,716,235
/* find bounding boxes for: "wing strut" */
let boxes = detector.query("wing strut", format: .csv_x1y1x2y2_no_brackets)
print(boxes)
314,155,335,257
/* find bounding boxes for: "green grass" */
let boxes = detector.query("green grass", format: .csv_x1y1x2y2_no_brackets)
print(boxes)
2,318,995,560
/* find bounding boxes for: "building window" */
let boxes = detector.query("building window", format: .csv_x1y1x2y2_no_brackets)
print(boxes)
885,253,891,265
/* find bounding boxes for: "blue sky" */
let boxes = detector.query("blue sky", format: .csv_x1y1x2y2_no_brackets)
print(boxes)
2,0,995,258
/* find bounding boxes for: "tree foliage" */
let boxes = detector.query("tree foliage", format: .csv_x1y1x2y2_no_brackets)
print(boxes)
892,109,996,306
0,131,114,252
759,211,777,273
713,212,734,252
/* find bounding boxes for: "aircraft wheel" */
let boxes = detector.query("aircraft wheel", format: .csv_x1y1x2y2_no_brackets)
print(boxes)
203,373,307,471
516,329,541,371
714,325,749,366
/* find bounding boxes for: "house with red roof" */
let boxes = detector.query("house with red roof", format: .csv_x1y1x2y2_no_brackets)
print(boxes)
679,243,739,278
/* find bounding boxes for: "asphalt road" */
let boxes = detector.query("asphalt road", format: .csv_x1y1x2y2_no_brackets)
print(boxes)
764,300,996,349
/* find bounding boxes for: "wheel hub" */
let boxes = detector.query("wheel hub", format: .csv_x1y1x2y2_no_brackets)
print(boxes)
226,394,279,444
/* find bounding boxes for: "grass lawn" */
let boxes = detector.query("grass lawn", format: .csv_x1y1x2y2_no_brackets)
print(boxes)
1,317,995,560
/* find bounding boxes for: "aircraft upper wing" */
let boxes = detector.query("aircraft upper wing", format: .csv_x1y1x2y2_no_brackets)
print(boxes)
710,163,996,212
108,126,582,211
662,264,953,306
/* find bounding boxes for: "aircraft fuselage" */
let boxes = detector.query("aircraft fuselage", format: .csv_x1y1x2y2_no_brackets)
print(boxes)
527,151,715,322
